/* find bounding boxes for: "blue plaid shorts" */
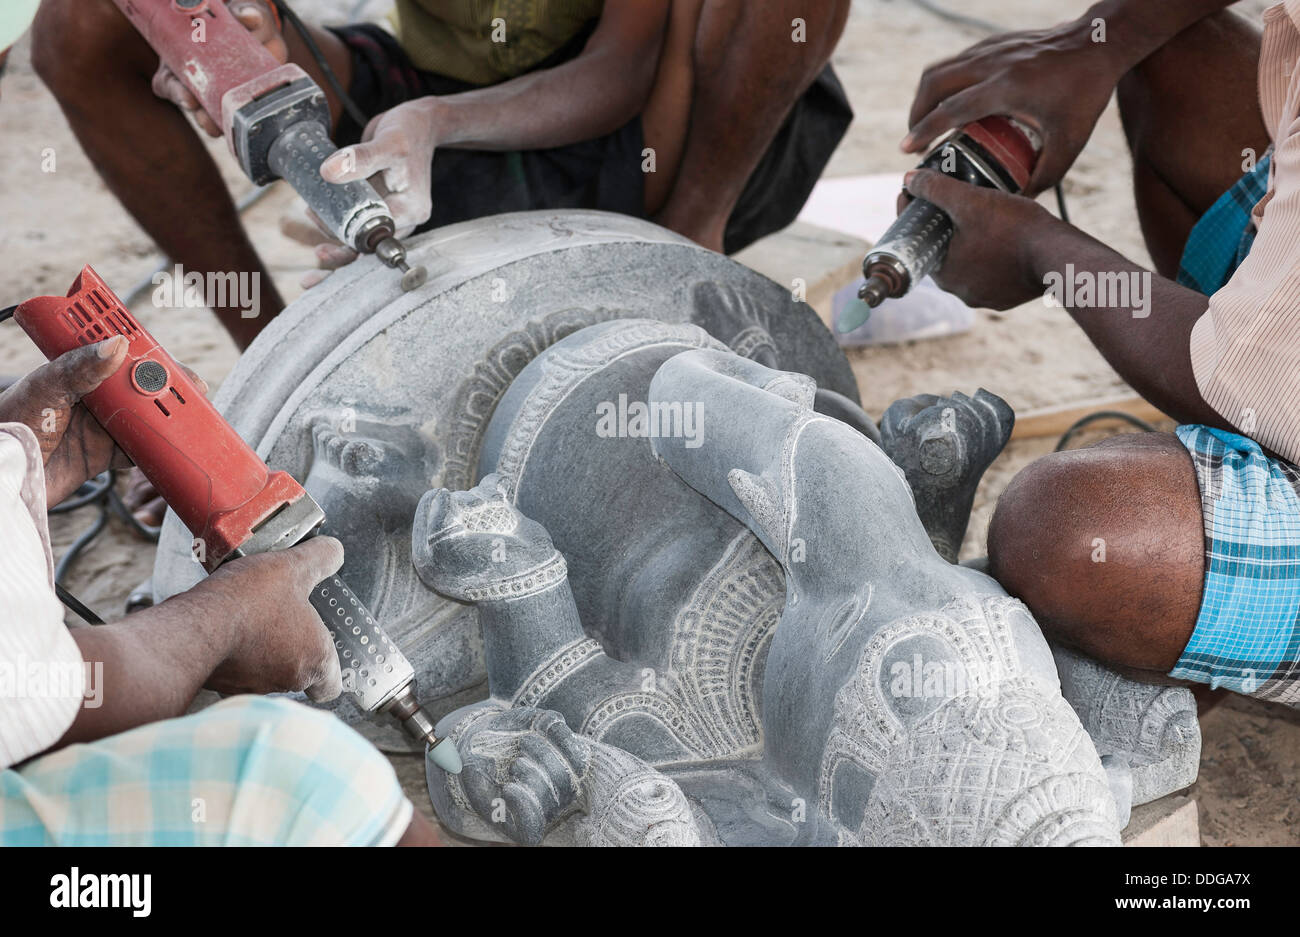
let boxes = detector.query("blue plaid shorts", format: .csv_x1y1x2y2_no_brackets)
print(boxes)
1173,425,1300,703
0,695,412,845
1176,151,1271,296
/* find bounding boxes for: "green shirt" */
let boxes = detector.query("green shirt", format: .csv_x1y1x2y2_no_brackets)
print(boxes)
392,0,605,86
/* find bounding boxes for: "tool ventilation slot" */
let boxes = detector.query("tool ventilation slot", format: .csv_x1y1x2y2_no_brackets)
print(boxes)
63,288,142,344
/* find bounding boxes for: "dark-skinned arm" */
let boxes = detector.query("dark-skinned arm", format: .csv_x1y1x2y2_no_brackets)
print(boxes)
1019,218,1227,428
0,342,349,754
315,2,670,237
414,1,671,151
904,168,1229,429
49,538,346,751
904,0,1241,193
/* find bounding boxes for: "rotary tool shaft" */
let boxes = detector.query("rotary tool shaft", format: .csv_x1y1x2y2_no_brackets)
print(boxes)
309,572,461,773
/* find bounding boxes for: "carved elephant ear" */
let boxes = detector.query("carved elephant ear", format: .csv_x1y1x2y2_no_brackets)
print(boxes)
726,468,789,556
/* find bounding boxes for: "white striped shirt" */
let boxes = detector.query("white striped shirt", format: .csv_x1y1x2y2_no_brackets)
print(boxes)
1190,0,1300,463
0,423,84,769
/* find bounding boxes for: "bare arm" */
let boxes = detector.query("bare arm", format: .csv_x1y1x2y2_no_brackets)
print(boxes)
904,0,1243,192
410,2,669,152
1086,0,1243,62
59,591,243,746
1020,220,1227,428
315,2,671,237
904,168,1230,429
50,540,346,751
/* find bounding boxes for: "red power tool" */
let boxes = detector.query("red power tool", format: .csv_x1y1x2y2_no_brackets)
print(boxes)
839,116,1040,332
112,0,427,290
14,267,460,773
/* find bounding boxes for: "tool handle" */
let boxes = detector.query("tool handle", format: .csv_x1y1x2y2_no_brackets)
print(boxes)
13,266,306,570
864,116,1040,298
112,0,283,126
311,572,415,713
866,198,954,292
267,120,393,252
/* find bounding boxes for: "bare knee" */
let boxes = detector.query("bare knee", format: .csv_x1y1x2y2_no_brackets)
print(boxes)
989,436,1203,672
988,455,1094,630
1118,10,1263,159
32,0,141,96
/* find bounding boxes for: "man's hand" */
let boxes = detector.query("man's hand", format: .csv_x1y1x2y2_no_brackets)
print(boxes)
286,98,440,286
58,535,348,749
320,98,439,236
0,337,210,510
902,16,1131,195
902,169,1061,311
0,336,131,506
151,0,287,137
195,536,346,702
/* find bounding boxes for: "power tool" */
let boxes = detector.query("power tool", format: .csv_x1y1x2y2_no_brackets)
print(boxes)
839,116,1040,333
13,266,461,773
111,0,427,291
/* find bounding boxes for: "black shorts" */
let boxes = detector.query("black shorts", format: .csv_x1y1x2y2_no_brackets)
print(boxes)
330,23,853,254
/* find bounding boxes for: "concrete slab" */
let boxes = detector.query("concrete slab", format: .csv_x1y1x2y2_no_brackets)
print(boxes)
1123,795,1200,847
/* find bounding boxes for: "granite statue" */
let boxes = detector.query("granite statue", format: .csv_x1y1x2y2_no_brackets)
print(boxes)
413,318,1193,846
144,213,1200,844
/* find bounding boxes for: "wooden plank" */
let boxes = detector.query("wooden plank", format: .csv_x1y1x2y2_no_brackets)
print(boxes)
1011,395,1169,441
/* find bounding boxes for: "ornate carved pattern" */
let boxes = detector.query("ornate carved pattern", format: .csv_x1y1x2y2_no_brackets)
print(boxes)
553,535,783,762
442,308,623,491
458,553,569,603
512,638,605,709
659,533,783,757
493,320,727,485
818,594,1119,846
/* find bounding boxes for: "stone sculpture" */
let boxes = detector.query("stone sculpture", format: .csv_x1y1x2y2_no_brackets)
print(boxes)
153,211,857,748
412,317,1184,845
148,212,1201,844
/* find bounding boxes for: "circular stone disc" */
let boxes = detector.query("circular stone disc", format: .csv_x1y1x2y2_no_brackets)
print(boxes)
152,210,858,747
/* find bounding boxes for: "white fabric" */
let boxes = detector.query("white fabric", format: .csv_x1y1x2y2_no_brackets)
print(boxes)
0,423,84,769
1189,1,1300,464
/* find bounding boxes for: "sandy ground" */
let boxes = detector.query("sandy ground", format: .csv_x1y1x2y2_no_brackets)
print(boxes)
0,0,1292,845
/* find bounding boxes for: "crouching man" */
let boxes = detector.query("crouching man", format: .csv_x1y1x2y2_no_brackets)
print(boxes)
0,337,439,845
901,0,1300,703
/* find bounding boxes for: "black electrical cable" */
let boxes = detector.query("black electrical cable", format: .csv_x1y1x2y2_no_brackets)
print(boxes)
1055,411,1159,452
54,507,110,586
108,486,163,541
55,583,105,625
271,0,371,129
48,471,114,514
1055,185,1070,224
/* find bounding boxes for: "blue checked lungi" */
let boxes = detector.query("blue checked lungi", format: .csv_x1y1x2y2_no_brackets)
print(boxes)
1176,151,1272,296
1172,425,1300,704
0,695,413,845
